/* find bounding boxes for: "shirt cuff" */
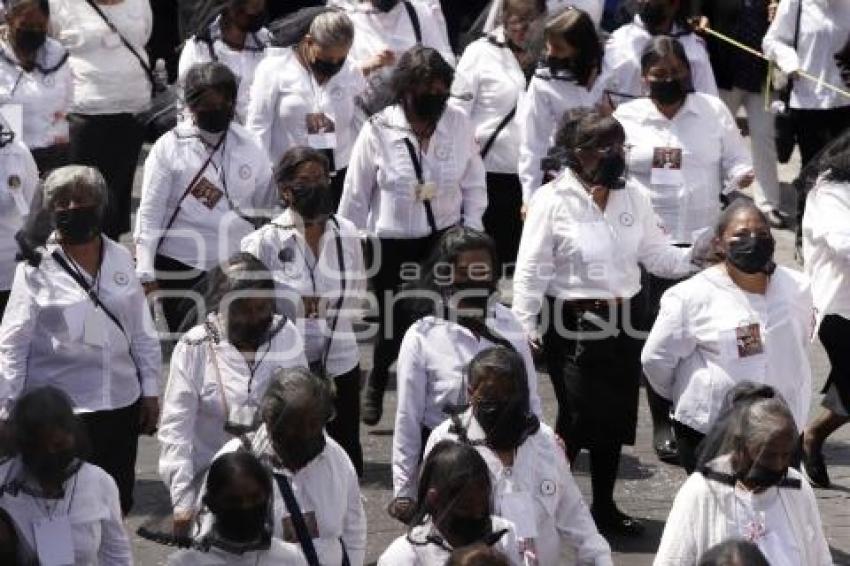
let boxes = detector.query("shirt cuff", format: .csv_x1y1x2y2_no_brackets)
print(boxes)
141,376,159,398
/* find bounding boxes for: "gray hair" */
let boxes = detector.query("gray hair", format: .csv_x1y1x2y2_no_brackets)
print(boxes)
42,165,108,216
739,397,797,451
260,367,335,431
309,9,354,48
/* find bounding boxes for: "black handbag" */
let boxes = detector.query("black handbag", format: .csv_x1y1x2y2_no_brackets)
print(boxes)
774,0,802,164
84,0,179,142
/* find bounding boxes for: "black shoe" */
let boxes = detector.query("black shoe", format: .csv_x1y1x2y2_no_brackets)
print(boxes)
362,389,383,426
654,437,679,465
591,506,645,537
765,209,789,230
802,448,831,489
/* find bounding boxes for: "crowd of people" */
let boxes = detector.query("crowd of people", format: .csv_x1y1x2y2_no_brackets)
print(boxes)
0,0,848,564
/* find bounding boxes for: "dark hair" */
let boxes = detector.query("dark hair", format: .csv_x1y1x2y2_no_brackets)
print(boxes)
183,62,239,109
261,366,336,435
468,346,529,406
551,107,626,171
3,0,49,16
445,543,511,566
404,226,500,319
9,386,88,460
544,7,601,86
819,133,850,183
412,441,492,527
640,35,692,78
391,45,455,102
698,539,770,566
713,199,769,239
205,451,272,513
501,0,545,18
273,146,330,186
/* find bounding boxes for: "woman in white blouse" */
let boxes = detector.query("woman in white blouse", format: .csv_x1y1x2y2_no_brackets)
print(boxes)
134,62,275,333
512,108,693,535
614,36,753,463
179,0,270,123
389,227,542,521
48,0,152,239
655,386,832,566
158,253,306,537
517,7,604,204
0,387,131,565
642,200,814,474
0,165,161,514
242,147,367,475
424,347,613,566
246,8,364,208
452,0,544,271
800,148,850,489
0,0,72,174
339,45,487,426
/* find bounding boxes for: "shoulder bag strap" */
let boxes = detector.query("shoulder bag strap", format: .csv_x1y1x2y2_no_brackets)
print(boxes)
272,473,322,566
402,1,422,44
479,105,517,159
317,216,347,378
401,138,438,234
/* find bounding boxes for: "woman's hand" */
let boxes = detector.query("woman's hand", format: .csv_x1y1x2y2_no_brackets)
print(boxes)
172,509,194,538
139,396,160,435
362,49,395,76
387,497,417,524
737,171,756,189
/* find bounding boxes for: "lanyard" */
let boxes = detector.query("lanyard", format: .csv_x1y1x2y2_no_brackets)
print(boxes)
402,137,438,234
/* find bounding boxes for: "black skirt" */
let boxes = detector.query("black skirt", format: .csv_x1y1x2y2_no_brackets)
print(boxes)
543,296,645,449
819,314,850,412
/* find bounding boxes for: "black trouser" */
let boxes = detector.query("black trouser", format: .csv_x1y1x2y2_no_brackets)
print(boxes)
819,314,850,412
792,106,850,249
31,144,69,177
68,113,145,239
154,254,207,333
366,233,444,398
330,167,348,213
325,365,364,477
0,290,9,322
673,420,706,475
79,399,141,514
483,173,523,275
148,0,180,82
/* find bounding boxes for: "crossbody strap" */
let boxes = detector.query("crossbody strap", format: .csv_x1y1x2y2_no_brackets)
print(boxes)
317,216,347,378
273,473,321,566
479,106,517,159
402,1,422,44
402,138,438,234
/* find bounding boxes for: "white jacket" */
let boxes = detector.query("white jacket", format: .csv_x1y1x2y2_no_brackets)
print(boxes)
168,539,307,566
0,138,38,290
425,411,613,566
655,457,832,566
642,264,814,433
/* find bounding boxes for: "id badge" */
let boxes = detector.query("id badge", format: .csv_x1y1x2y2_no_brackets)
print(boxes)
307,132,337,150
650,147,684,186
83,306,107,348
225,404,258,434
306,113,337,150
735,322,764,358
501,491,538,539
33,515,74,566
188,177,224,210
282,510,320,542
415,181,437,201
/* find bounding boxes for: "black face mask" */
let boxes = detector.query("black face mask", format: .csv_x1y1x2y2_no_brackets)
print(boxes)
289,182,334,221
23,450,77,485
649,78,688,106
639,2,669,33
726,234,775,274
441,513,492,547
474,399,531,451
274,434,325,472
311,57,346,78
447,280,496,319
227,315,272,349
586,150,627,190
54,206,101,244
14,28,47,53
195,107,233,134
743,463,787,490
372,0,400,12
546,55,571,72
211,503,269,544
412,92,449,124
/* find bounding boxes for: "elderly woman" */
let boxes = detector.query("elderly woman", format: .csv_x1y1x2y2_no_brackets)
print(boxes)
654,384,832,566
48,0,152,239
0,387,131,564
134,61,275,332
339,45,487,426
0,165,161,514
642,200,814,474
158,253,306,537
0,0,72,173
215,367,367,566
246,8,364,207
425,347,612,566
179,0,270,123
242,147,366,474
